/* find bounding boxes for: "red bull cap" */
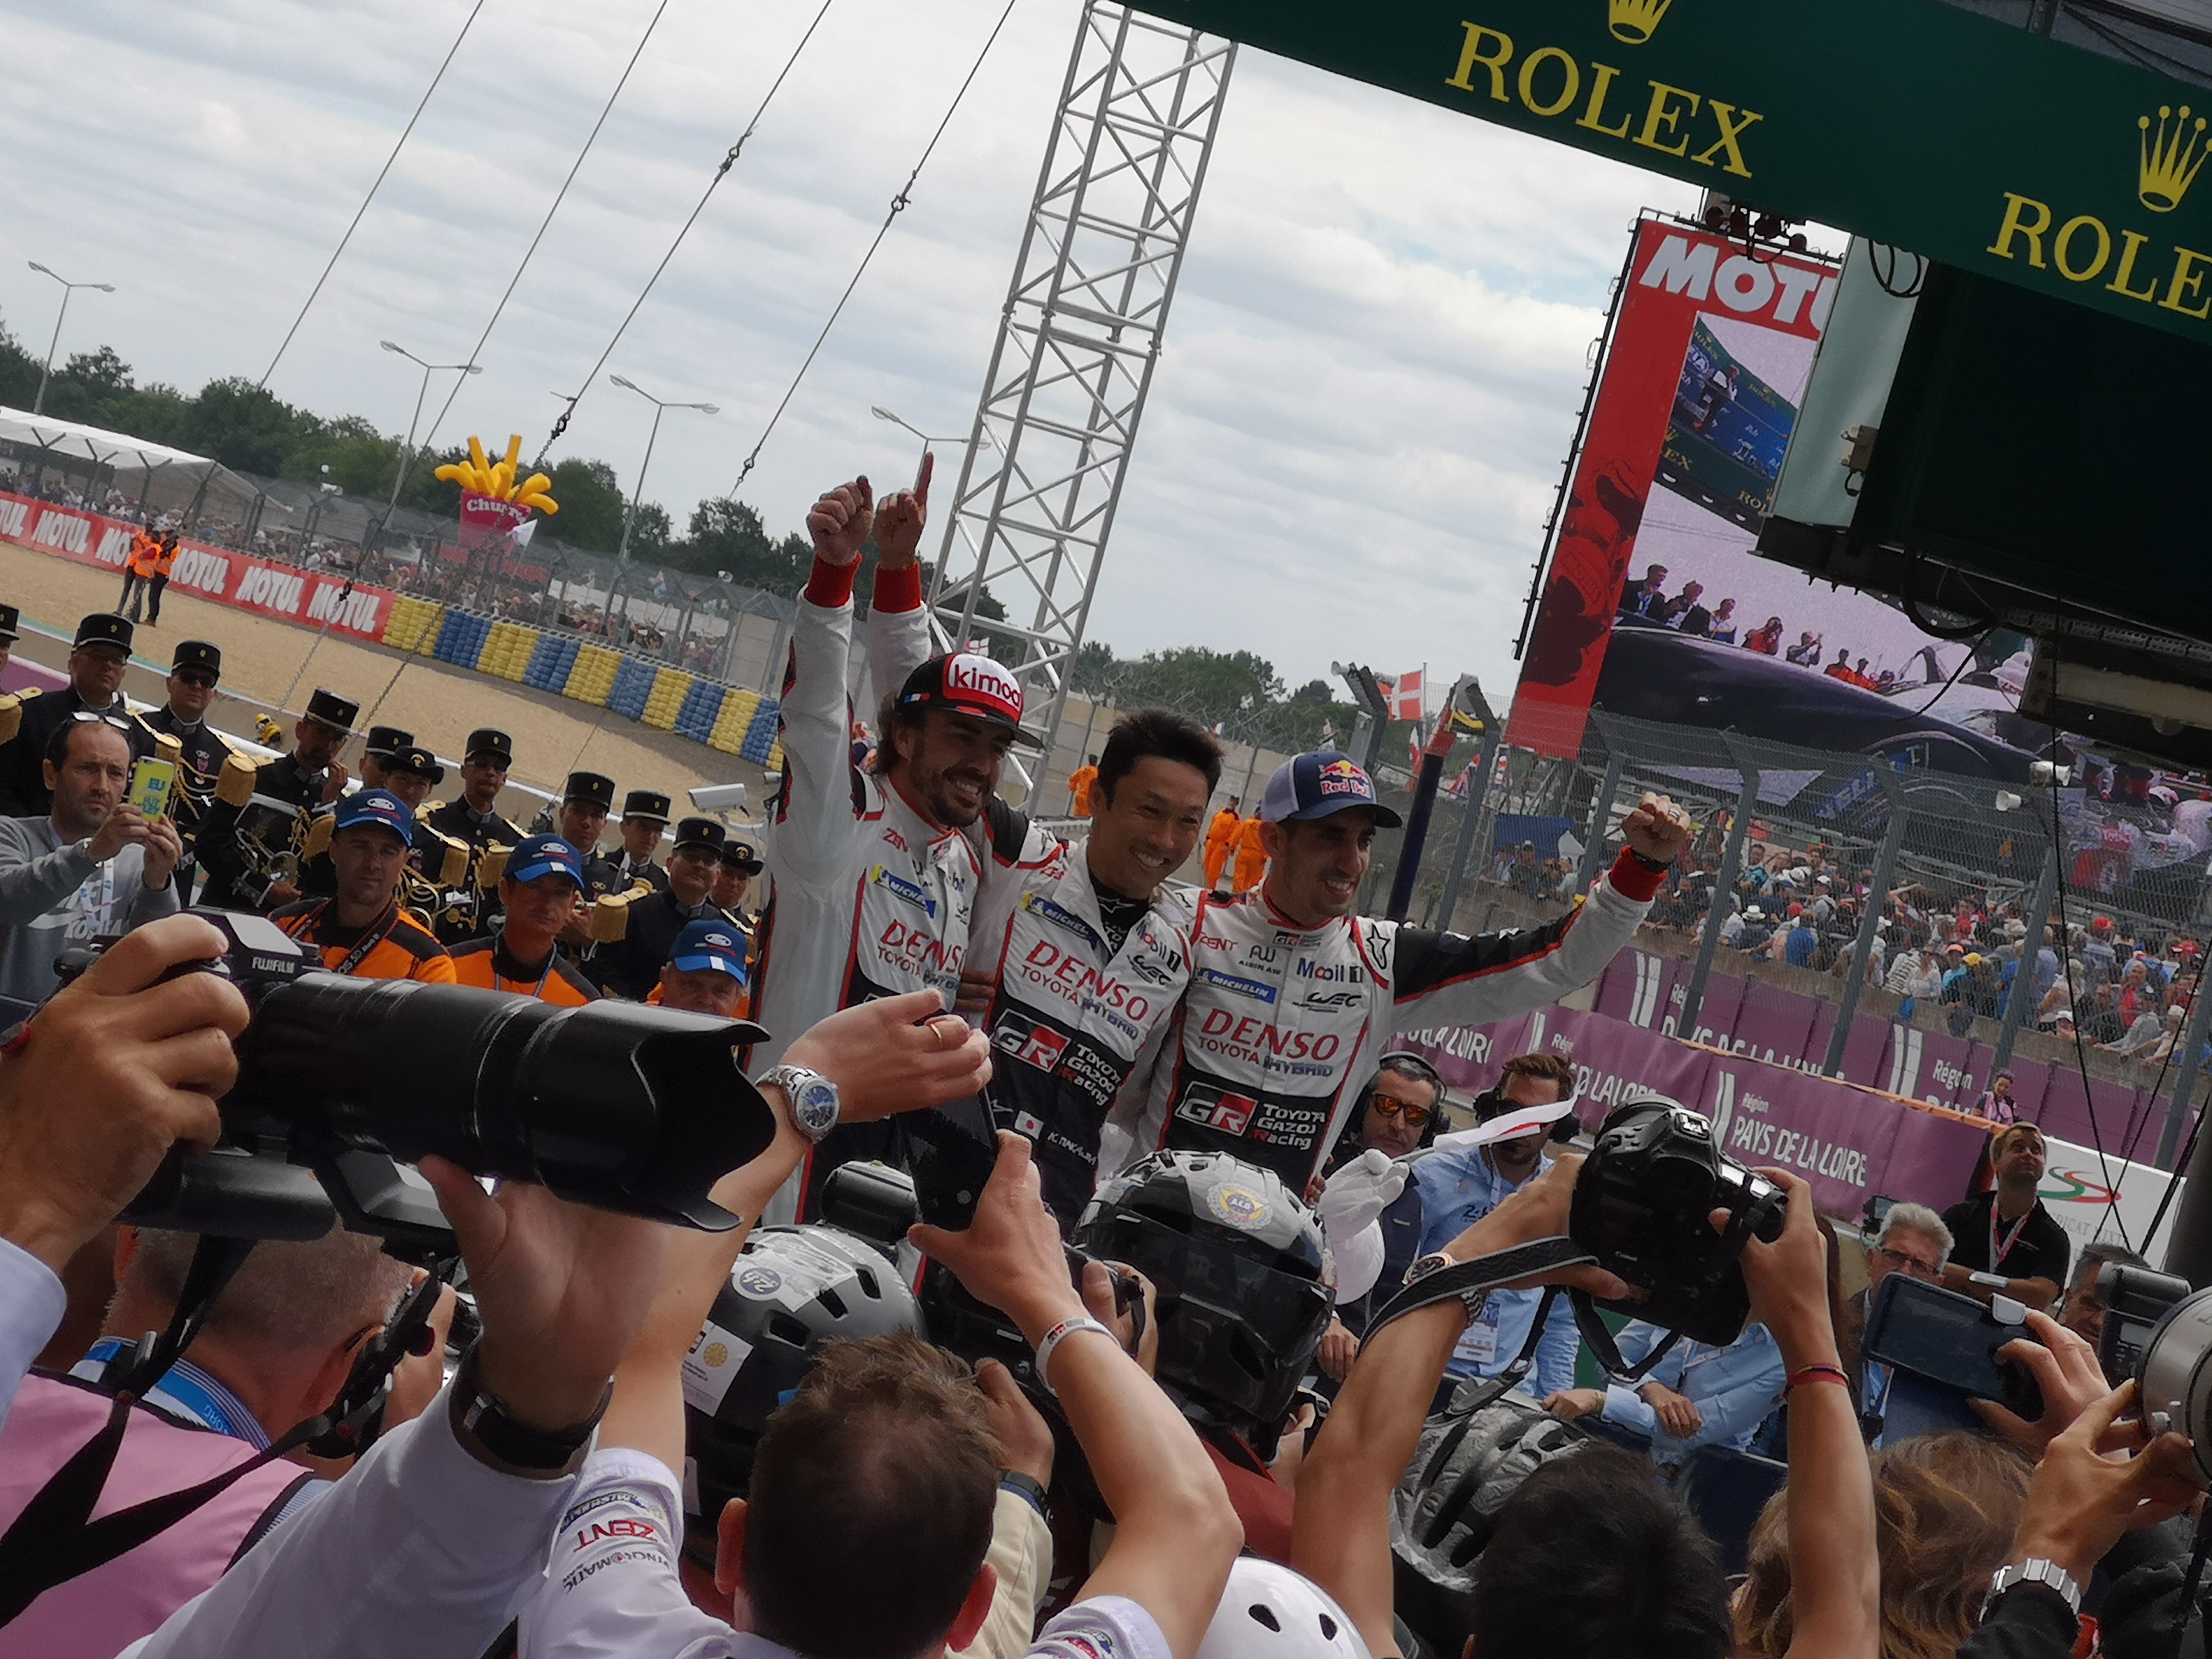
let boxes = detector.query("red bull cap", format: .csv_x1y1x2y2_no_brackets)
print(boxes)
1261,750,1404,828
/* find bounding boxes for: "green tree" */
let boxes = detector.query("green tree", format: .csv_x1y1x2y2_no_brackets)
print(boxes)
667,497,811,592
546,458,628,554
184,378,320,476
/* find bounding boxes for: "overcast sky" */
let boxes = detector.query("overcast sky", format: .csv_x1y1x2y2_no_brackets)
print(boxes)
0,0,1718,697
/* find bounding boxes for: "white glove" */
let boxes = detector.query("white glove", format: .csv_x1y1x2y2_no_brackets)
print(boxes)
1318,1150,1409,1304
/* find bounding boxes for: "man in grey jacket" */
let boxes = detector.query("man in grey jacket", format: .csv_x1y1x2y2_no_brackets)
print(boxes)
0,714,182,1011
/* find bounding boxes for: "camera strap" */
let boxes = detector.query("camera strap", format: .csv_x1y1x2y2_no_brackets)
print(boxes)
1362,1235,1685,1387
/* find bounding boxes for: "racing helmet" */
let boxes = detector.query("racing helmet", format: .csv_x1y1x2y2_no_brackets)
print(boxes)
683,1224,923,1533
1198,1558,1370,1659
1073,1151,1332,1454
1390,1394,1593,1643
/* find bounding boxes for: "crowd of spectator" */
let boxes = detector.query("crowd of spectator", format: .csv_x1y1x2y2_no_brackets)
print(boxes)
1618,561,1911,691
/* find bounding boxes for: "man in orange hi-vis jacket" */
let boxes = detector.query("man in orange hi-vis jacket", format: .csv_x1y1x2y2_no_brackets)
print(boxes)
118,526,162,623
1232,810,1267,893
1204,795,1241,888
1067,754,1099,817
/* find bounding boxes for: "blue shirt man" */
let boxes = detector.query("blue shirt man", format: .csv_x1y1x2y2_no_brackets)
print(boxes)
1784,920,1817,967
1409,1054,1581,1398
1543,1319,1785,1480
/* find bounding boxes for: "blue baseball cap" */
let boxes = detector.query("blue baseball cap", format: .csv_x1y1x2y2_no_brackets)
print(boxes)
507,833,585,889
332,788,415,843
1260,751,1404,829
669,919,748,983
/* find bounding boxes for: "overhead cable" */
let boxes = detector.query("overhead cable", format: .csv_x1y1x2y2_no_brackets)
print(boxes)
532,0,843,469
260,0,489,388
728,0,1022,494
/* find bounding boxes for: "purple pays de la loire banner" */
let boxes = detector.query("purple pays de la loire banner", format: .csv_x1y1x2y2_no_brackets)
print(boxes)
1725,983,1824,1072
1393,1014,1536,1094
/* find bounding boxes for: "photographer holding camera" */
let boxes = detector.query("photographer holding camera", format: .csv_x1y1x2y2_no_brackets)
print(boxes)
90,990,994,1659
1289,1152,1879,1659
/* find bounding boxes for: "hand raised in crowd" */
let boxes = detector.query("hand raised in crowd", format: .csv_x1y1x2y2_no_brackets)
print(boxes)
418,1157,672,1446
1620,791,1693,866
780,987,991,1122
2005,1380,2198,1590
0,913,249,1275
978,1355,1054,1487
141,813,183,888
86,801,155,865
873,451,933,571
808,475,876,569
321,759,351,805
1728,1167,1835,1370
912,1132,1085,1341
1974,1309,2118,1456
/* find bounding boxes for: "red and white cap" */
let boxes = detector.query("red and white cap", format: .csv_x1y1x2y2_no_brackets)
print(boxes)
895,652,1041,747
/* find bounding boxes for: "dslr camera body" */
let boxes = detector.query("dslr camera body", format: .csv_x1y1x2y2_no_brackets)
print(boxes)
1572,1102,1786,1346
86,910,779,1256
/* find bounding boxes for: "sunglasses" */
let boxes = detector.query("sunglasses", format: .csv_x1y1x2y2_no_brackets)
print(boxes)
173,671,216,690
1368,1092,1433,1129
68,711,133,731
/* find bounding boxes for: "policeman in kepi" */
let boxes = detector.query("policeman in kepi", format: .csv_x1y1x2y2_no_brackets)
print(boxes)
356,726,414,791
141,639,235,895
0,612,154,817
611,789,672,891
554,771,622,962
588,815,739,1000
195,686,356,911
415,726,524,944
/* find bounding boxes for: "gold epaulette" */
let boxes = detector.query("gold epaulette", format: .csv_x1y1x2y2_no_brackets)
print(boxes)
477,843,512,890
420,826,469,888
152,731,184,767
0,688,38,745
590,879,654,943
215,752,261,808
301,811,334,861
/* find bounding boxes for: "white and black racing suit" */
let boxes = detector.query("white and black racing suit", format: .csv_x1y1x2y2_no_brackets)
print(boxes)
1101,850,1665,1190
964,826,1191,1227
752,558,976,1207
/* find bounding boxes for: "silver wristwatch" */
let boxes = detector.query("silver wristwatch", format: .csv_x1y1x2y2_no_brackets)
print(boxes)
757,1064,840,1144
1981,1558,2082,1621
1404,1250,1489,1325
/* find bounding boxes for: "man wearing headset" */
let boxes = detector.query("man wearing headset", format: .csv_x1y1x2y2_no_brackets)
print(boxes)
1407,1050,1583,1406
1309,1052,1442,1384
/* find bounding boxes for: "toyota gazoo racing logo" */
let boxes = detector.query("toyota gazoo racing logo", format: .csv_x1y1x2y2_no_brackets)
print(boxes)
942,653,1023,723
1313,758,1373,800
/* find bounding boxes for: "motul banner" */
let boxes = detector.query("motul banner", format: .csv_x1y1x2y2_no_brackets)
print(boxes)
0,489,397,642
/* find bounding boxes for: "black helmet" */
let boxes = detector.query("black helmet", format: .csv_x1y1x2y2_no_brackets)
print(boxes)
1073,1150,1331,1454
1390,1395,1594,1643
683,1224,923,1534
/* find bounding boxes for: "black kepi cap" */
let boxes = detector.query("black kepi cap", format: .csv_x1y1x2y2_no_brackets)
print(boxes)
672,816,726,854
622,789,672,823
304,687,359,732
172,640,221,677
722,837,763,873
364,725,412,760
74,612,132,652
564,771,616,811
386,745,445,785
0,605,20,643
464,728,514,766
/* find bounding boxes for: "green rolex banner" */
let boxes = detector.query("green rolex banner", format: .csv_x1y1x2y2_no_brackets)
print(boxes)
1122,0,2212,344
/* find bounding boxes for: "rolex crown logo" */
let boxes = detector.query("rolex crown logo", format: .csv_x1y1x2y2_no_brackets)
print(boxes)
2139,104,2209,213
1608,0,1674,44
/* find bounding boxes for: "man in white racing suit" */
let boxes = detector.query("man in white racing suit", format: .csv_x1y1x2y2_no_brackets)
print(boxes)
1103,749,1691,1191
754,462,1042,1210
959,708,1224,1228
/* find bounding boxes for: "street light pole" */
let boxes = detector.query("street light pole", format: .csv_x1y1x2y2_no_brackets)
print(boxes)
609,374,717,565
27,262,116,417
871,405,967,480
378,340,480,518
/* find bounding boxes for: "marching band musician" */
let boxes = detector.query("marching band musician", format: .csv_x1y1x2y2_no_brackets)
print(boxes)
586,814,742,1000
414,727,524,945
0,613,155,818
355,726,414,791
553,771,622,963
611,788,672,891
140,639,235,896
270,788,455,982
193,686,355,911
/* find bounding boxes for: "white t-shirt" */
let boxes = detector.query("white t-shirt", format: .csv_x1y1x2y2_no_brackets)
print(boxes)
520,1449,1173,1659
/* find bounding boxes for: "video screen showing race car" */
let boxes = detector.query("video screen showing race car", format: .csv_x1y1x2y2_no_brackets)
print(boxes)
1657,319,1799,532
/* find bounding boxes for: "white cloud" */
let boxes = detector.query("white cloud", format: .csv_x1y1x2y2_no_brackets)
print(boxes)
0,0,1708,699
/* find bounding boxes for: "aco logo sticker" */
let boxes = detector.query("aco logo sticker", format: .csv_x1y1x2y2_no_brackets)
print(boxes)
702,1341,730,1368
1207,1185,1272,1231
736,1265,783,1298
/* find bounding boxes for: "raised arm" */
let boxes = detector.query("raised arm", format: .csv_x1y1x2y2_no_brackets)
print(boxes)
771,478,873,891
914,1134,1242,1659
866,452,936,713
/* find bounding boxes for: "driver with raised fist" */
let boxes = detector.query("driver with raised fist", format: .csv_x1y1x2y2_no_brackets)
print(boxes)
1104,750,1689,1193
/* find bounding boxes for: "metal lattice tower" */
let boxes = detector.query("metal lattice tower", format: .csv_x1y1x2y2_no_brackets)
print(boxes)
930,3,1235,763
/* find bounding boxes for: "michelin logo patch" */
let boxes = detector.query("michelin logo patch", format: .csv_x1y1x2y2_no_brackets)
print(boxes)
869,865,937,917
1021,892,1101,950
1198,967,1276,1004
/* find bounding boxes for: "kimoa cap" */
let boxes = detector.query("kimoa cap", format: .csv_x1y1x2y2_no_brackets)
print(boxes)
1260,751,1404,830
894,652,1042,748
507,833,584,888
332,787,414,842
669,919,748,982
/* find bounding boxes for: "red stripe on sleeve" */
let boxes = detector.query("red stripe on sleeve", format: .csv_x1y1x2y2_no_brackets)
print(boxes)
1607,847,1667,902
872,562,923,613
804,556,859,609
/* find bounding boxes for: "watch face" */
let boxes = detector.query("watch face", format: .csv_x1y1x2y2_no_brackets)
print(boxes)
793,1077,840,1135
1406,1252,1453,1282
